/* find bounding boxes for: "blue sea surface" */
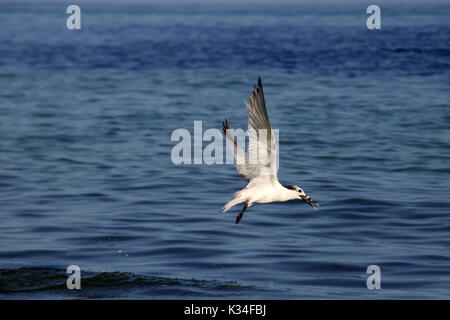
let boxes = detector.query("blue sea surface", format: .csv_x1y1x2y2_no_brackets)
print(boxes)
0,1,449,299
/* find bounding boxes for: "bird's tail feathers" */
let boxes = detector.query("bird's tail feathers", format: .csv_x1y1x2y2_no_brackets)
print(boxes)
222,191,245,213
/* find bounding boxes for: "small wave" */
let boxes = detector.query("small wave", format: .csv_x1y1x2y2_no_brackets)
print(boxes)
0,267,252,299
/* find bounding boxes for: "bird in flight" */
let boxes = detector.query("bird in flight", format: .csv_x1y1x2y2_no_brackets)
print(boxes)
222,77,319,224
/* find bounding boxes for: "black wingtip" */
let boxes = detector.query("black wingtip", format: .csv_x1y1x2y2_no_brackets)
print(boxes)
258,76,262,88
222,118,229,134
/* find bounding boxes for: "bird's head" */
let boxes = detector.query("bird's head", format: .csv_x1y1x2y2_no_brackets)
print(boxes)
285,185,319,210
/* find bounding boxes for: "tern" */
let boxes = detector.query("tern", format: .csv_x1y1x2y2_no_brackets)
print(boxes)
222,77,319,224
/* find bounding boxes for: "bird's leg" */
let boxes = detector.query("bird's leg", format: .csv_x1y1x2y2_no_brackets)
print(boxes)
235,204,248,224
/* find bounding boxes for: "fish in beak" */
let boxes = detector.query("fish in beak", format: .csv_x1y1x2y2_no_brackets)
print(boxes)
302,195,319,210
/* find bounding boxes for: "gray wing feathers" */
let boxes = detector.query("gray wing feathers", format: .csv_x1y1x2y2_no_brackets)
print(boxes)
222,119,249,177
223,77,278,180
246,77,271,136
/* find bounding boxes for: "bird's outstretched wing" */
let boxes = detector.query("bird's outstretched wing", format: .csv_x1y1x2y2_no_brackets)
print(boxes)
223,77,279,181
222,118,249,177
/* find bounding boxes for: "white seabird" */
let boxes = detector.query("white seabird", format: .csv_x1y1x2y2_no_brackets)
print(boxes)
222,77,319,224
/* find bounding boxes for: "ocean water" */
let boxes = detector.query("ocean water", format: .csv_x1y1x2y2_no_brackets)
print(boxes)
0,1,449,299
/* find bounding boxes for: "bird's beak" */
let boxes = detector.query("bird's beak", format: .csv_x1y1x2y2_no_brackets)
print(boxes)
302,195,319,210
